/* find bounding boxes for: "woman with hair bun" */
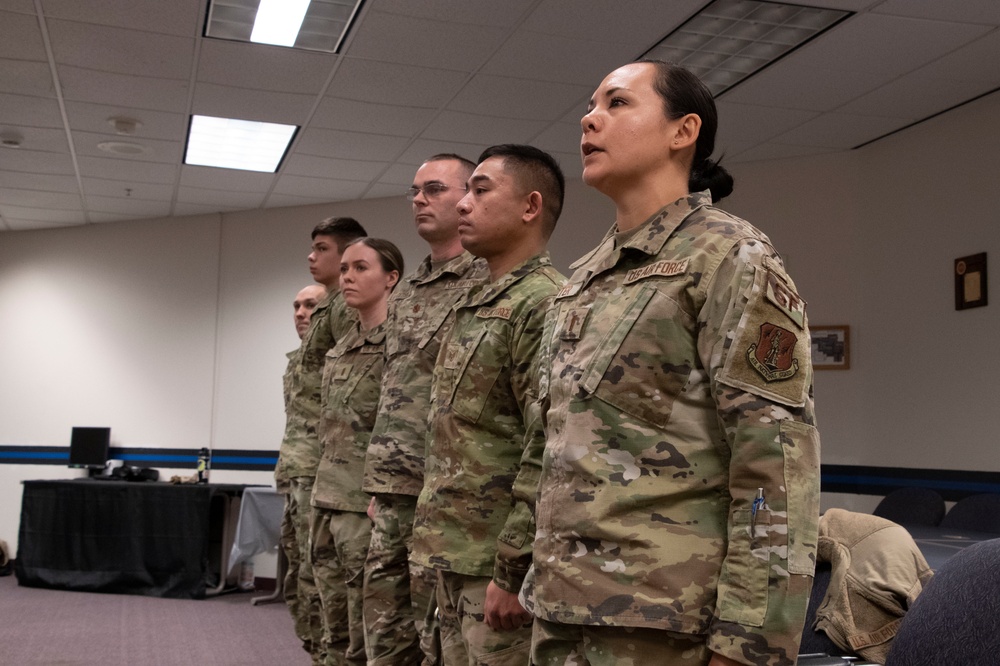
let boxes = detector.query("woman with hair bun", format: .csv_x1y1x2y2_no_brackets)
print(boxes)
526,60,821,666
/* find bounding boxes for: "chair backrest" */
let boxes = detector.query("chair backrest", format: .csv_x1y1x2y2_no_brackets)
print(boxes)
940,493,1000,532
873,487,946,527
886,538,1000,665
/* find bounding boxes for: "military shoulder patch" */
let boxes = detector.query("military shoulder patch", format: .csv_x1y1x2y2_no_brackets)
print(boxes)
747,323,799,382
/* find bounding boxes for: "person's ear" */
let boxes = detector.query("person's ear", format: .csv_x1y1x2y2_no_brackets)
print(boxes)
671,113,701,151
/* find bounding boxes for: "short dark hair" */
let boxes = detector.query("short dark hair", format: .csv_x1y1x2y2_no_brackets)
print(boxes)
638,59,734,202
476,144,565,237
424,153,476,181
344,237,404,281
311,217,367,251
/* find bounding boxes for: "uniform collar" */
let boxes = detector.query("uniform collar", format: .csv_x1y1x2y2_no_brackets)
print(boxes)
569,190,712,270
463,252,553,308
407,250,480,285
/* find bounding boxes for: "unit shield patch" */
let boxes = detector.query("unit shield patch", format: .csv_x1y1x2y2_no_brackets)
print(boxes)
747,322,799,382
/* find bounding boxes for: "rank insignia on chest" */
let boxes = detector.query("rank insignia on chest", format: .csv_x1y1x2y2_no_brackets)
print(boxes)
333,364,352,381
557,306,589,341
747,322,799,382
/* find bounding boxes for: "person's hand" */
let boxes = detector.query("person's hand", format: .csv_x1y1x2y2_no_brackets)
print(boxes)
484,580,532,631
708,652,744,666
366,496,376,521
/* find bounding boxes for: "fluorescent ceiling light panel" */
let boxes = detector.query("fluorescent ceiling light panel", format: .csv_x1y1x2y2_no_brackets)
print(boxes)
251,0,310,47
185,115,298,172
644,0,851,96
205,0,364,53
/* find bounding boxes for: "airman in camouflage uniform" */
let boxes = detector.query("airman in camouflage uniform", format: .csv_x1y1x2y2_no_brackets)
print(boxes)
526,191,820,666
362,154,488,666
277,218,367,665
276,284,326,644
312,320,387,666
411,145,567,665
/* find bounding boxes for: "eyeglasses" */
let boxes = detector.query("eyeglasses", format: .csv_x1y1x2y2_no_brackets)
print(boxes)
405,182,466,201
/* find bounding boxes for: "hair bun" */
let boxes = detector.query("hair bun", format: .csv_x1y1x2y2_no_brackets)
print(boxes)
690,158,734,202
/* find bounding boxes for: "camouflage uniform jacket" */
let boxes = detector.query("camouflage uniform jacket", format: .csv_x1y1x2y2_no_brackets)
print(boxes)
274,349,298,494
529,191,820,666
411,253,565,593
362,252,489,496
312,321,386,513
276,290,355,480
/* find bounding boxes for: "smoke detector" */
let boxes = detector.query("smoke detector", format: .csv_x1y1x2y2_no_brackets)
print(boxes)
1,130,23,148
107,116,142,136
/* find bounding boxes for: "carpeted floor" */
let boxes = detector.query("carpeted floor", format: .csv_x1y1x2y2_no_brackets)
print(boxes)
0,573,309,665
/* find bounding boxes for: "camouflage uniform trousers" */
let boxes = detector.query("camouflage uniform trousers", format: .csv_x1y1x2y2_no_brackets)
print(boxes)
530,618,711,666
436,570,531,666
283,476,325,663
363,493,441,666
312,506,371,666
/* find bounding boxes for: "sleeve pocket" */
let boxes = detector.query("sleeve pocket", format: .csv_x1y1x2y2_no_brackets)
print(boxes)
782,419,820,576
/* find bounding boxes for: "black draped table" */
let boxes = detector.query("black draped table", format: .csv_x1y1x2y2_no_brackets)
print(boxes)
15,479,258,599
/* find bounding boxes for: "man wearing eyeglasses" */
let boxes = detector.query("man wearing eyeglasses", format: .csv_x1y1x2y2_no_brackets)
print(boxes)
362,154,489,666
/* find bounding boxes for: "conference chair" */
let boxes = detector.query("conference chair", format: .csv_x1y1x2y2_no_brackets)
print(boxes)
939,493,1000,533
872,487,945,527
885,538,1000,665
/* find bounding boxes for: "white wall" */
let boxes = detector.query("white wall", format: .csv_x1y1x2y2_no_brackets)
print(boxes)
3,90,999,548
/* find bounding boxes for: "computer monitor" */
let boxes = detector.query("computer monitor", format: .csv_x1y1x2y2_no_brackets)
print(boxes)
69,426,111,470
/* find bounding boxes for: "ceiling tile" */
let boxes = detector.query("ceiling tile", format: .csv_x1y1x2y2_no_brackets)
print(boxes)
347,10,507,71
85,195,171,217
0,92,64,127
0,149,75,175
58,66,190,112
375,0,536,28
76,155,178,183
71,131,183,164
715,101,822,152
260,193,333,209
176,186,265,208
1,2,37,14
64,101,186,141
448,75,591,121
47,20,194,79
294,128,411,161
523,0,702,43
0,59,55,96
311,98,437,136
88,211,147,223
916,30,1000,84
773,111,907,148
377,163,423,187
0,187,82,210
172,201,243,217
2,126,70,154
81,177,174,201
282,154,389,181
0,171,79,193
4,217,83,230
271,175,367,201
395,138,488,167
839,72,994,120
530,121,582,156
873,0,1000,23
0,10,47,61
41,0,202,37
731,142,842,163
0,204,84,223
197,39,336,95
421,111,548,146
191,82,317,125
179,166,277,192
481,31,636,87
329,58,468,108
548,150,583,179
362,182,407,200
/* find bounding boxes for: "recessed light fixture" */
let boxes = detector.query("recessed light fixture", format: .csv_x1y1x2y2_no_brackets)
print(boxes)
643,0,851,96
205,0,365,53
184,115,298,172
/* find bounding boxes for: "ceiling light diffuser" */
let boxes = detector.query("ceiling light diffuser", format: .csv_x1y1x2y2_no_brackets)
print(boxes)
184,115,298,173
250,0,311,47
643,0,851,96
205,0,364,53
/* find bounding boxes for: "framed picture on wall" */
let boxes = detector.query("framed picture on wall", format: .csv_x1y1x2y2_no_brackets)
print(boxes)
811,325,850,370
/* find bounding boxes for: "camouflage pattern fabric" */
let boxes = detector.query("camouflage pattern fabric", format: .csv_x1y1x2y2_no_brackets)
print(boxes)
279,290,355,480
280,493,302,645
531,617,711,666
312,321,385,512
284,476,326,664
437,571,532,666
310,507,356,666
363,252,489,496
528,191,820,666
275,350,297,494
363,493,438,666
362,252,486,666
412,252,566,595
